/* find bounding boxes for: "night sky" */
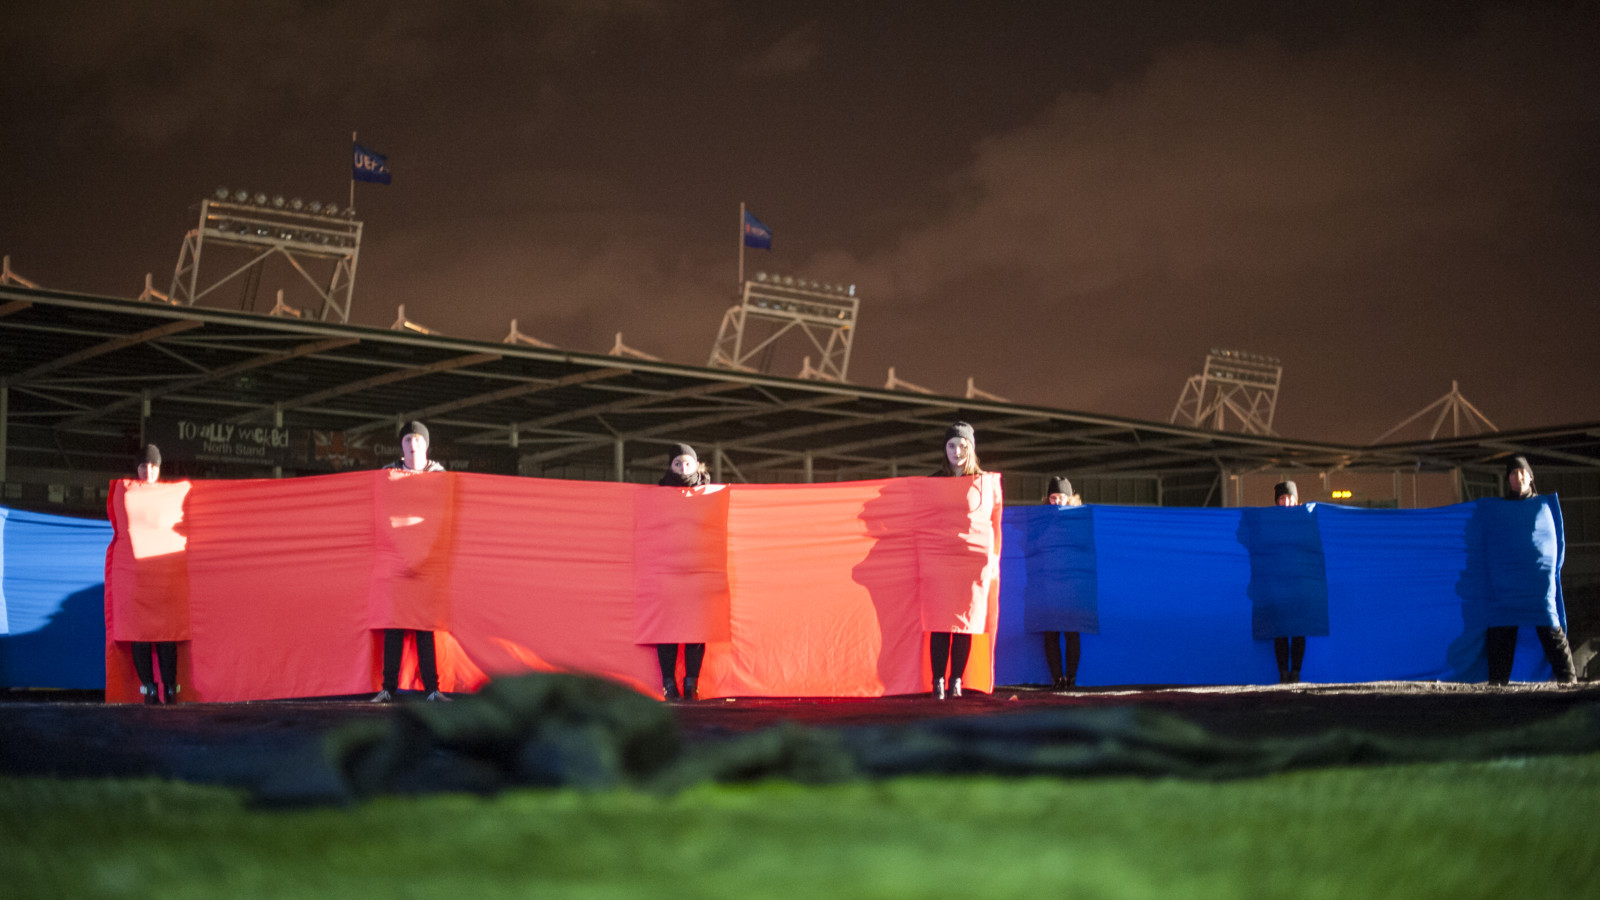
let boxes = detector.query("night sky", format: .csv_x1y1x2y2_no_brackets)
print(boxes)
4,1,1597,444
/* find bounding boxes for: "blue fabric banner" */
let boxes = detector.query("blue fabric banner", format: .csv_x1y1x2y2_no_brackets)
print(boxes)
997,497,1566,687
1240,504,1330,639
1481,496,1565,628
0,507,112,688
352,143,391,184
743,210,772,250
1018,505,1099,634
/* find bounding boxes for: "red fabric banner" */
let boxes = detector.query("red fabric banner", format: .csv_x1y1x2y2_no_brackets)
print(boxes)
368,469,457,630
632,484,733,644
916,474,1004,634
103,472,1002,702
104,480,192,642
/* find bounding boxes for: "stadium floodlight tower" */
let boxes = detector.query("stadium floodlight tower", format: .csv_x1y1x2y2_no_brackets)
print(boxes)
1170,348,1282,435
708,273,859,382
168,188,363,323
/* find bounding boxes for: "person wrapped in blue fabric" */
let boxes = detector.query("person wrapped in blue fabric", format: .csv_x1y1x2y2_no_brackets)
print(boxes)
1242,480,1329,684
1484,456,1576,685
1025,476,1092,690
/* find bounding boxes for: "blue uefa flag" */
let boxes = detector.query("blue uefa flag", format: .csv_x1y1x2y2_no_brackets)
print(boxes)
743,210,772,250
353,143,391,184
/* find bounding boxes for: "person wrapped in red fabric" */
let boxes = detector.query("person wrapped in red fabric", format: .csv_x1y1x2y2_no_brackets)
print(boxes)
122,444,181,704
927,421,988,700
370,420,451,703
647,442,717,701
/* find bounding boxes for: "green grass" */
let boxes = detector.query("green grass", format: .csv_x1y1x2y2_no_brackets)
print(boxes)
4,754,1598,899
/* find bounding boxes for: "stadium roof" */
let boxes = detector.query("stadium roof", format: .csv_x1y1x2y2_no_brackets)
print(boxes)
2,284,1596,490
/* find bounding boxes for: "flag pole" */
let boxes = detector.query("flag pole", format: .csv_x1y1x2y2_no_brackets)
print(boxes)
737,201,746,292
349,130,357,210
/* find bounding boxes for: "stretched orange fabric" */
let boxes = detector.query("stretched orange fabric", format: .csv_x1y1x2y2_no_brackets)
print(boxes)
368,469,457,631
103,472,1004,702
714,479,925,697
633,484,732,644
447,475,657,696
182,474,376,702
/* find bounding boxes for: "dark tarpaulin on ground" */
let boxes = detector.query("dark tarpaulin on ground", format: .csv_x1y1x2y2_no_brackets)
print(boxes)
251,673,1600,806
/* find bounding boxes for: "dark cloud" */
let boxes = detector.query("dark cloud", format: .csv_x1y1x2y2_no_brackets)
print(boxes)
745,22,821,76
812,10,1600,437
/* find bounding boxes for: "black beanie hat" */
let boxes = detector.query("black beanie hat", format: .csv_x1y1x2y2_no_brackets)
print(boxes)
1046,475,1073,498
141,444,162,467
1274,480,1298,500
669,442,697,462
398,420,430,443
944,421,975,444
1504,455,1531,476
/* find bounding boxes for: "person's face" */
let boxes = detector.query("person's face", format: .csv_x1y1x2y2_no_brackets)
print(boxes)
1275,491,1298,507
136,462,159,484
1507,467,1533,496
945,436,973,469
669,454,696,477
401,433,428,468
1046,493,1070,507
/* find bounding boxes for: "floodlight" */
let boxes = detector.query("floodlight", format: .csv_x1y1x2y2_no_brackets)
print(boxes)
271,195,286,209
324,203,340,216
215,186,230,200
308,200,323,214
288,197,303,211
233,189,249,203
756,272,767,282
253,192,268,205
344,207,356,219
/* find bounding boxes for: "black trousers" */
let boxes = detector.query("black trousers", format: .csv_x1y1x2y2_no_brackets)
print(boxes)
1485,625,1575,684
381,629,440,693
1042,631,1081,683
130,641,177,689
656,643,706,685
930,632,972,682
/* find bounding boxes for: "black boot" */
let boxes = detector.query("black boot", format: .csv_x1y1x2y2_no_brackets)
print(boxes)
1537,627,1576,683
682,677,698,701
140,682,159,705
933,676,946,700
